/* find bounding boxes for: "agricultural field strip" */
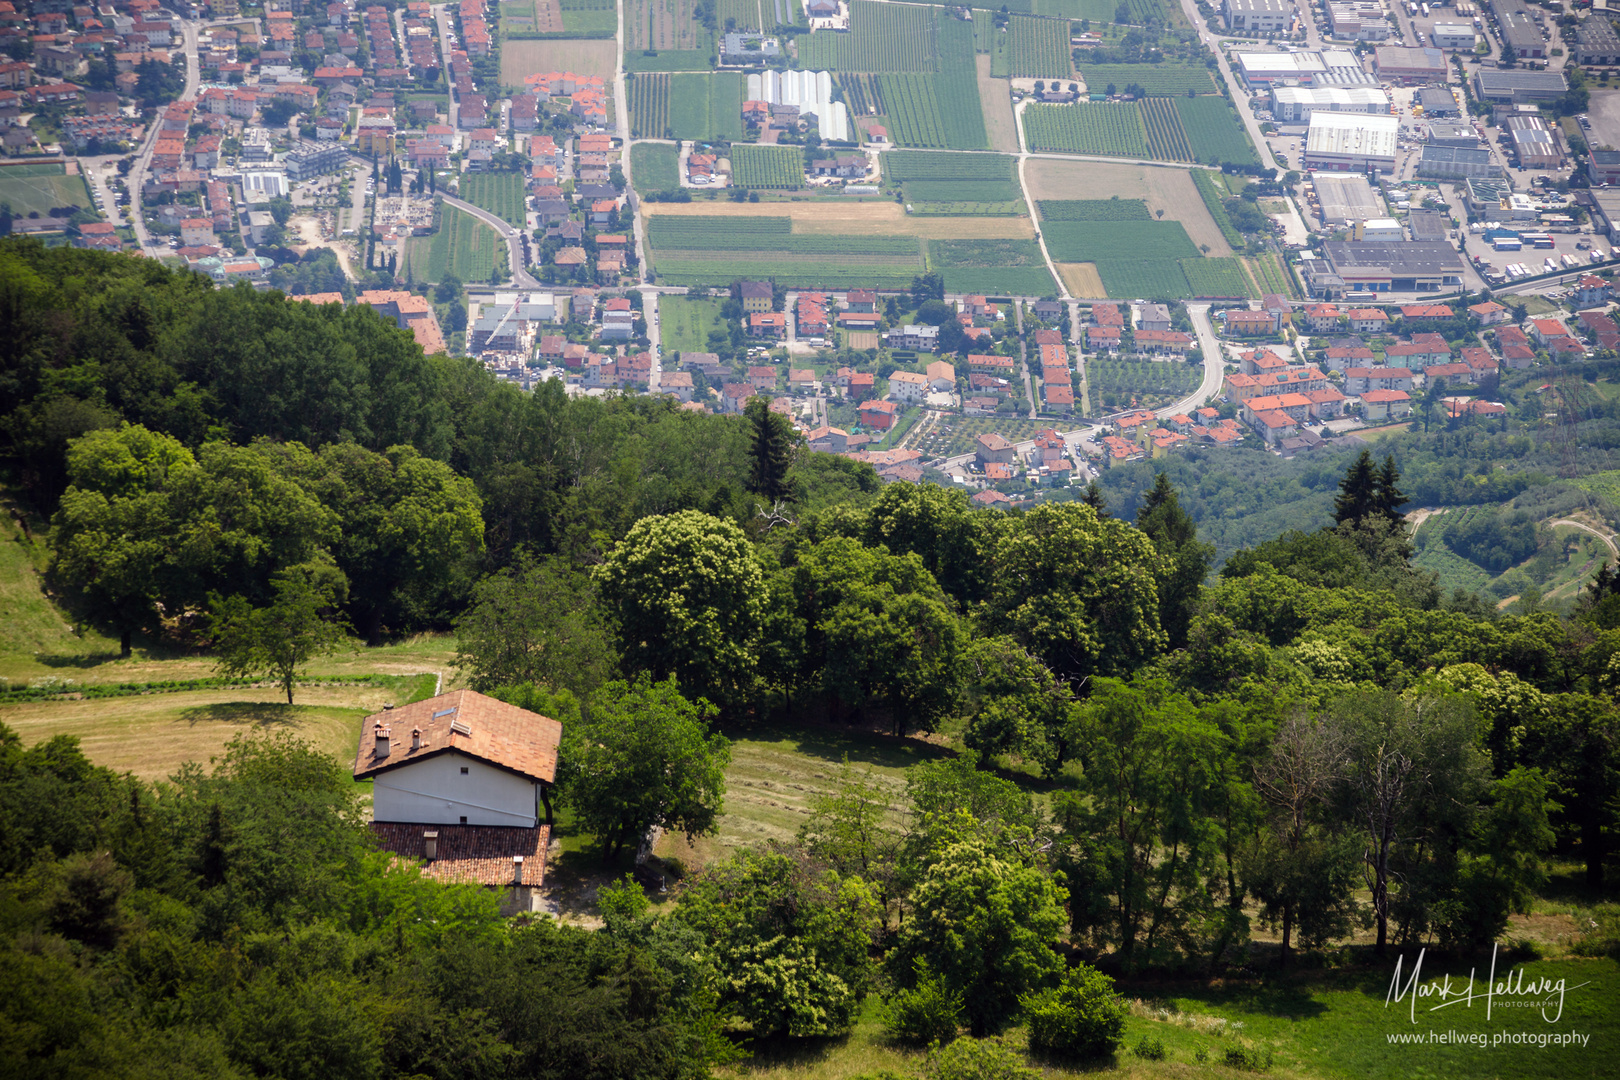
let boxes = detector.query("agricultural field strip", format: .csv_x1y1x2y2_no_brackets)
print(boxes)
730,144,806,188
1037,199,1151,220
1024,102,1148,158
1175,95,1259,165
1007,13,1071,79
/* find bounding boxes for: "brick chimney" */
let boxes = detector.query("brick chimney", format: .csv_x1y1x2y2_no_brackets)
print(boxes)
374,722,390,758
423,830,438,860
411,726,422,750
512,855,524,886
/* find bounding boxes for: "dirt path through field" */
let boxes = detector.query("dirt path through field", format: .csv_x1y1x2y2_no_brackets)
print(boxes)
978,54,1019,154
1023,158,1232,257
641,199,1034,238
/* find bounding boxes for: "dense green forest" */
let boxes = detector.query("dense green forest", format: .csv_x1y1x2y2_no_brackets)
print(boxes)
6,241,1620,1079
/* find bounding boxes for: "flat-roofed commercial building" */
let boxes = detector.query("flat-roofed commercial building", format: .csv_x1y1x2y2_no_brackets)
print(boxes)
1233,47,1359,86
1372,45,1448,83
1432,23,1477,49
1270,85,1389,121
1489,0,1547,59
1416,144,1504,179
1504,114,1563,169
1222,0,1295,32
1575,16,1620,66
1425,119,1480,146
1326,0,1393,40
1312,173,1384,225
1304,111,1399,172
1473,69,1568,103
1319,241,1466,293
1418,86,1462,116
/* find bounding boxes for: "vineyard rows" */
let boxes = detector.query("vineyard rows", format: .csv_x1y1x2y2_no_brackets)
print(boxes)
941,266,1058,296
885,151,1016,181
1007,14,1071,79
797,1,939,72
458,173,526,228
1023,102,1147,157
934,15,988,149
1191,169,1243,247
1038,199,1151,221
910,201,1026,216
1175,96,1259,165
408,205,503,284
1179,257,1254,299
1247,253,1297,298
731,145,805,188
880,73,948,148
1141,98,1191,162
836,73,884,120
629,72,670,137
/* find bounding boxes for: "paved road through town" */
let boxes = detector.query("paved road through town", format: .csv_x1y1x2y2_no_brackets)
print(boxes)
439,193,542,288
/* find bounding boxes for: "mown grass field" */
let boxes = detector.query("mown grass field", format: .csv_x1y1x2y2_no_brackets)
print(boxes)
657,294,725,354
631,142,680,194
0,162,94,217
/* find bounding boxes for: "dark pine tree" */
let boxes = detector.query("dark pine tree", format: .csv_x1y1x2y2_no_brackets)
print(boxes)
1136,471,1213,651
1374,456,1408,524
1081,481,1109,517
745,395,799,504
1332,449,1380,526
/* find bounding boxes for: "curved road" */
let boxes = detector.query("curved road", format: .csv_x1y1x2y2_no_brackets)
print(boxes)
440,193,541,287
1551,519,1620,561
1157,303,1227,420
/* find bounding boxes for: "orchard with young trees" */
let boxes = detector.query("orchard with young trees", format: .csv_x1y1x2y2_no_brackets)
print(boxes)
5,241,1620,1077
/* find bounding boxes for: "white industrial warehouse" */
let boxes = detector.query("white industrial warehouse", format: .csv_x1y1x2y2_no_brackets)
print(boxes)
746,69,850,142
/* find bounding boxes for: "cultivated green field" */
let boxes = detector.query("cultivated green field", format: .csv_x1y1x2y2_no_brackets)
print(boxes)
1039,198,1152,221
884,151,1017,181
645,214,926,287
404,204,506,284
1007,13,1072,79
629,72,671,136
1176,94,1261,165
1024,102,1149,157
1181,256,1255,299
730,145,807,188
1041,218,1198,263
458,171,526,227
929,238,1055,296
796,0,941,71
668,72,745,142
0,162,94,218
630,141,680,193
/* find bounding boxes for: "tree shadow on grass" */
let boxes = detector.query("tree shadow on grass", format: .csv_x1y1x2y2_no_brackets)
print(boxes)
728,717,959,774
729,1032,852,1072
177,701,309,729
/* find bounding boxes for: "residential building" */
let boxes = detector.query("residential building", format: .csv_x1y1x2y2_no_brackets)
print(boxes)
740,281,773,312
888,370,929,402
1360,387,1412,420
354,690,561,910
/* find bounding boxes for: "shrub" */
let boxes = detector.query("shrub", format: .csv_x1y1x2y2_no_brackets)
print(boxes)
1133,1034,1166,1060
1020,963,1126,1060
884,963,965,1045
1223,1044,1274,1071
922,1037,1038,1080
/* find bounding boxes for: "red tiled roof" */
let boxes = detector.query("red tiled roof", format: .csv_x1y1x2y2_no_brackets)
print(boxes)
370,821,550,886
353,690,562,783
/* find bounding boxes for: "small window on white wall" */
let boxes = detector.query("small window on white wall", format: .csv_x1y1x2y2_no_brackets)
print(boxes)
461,766,469,774
460,816,468,824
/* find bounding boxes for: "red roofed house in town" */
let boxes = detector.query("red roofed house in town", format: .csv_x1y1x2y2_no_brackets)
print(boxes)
860,399,899,430
1529,318,1569,345
749,312,786,337
1399,304,1453,321
1223,309,1277,336
1360,388,1412,421
1469,300,1509,326
355,689,562,911
1346,308,1388,333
